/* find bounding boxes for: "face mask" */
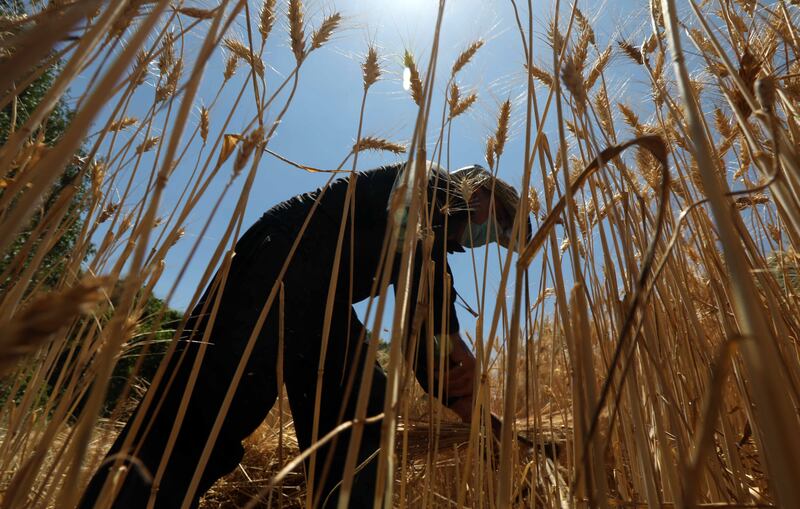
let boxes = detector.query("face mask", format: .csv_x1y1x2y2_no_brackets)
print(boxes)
460,218,499,247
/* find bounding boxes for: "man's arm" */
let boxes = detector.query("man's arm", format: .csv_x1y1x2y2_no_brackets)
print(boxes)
435,333,477,422
392,214,480,422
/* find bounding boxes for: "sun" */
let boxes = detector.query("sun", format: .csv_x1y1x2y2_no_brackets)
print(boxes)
359,0,441,23
395,0,431,11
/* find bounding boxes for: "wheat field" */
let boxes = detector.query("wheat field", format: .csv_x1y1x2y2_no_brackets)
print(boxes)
1,0,800,507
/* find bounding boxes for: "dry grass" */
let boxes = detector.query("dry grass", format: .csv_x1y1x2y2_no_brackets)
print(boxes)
2,0,800,508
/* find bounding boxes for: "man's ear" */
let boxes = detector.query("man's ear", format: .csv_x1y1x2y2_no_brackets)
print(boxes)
467,194,481,211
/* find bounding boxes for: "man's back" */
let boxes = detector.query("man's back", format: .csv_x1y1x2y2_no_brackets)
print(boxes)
236,164,441,305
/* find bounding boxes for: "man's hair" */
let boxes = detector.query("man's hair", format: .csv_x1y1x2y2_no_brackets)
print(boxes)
390,162,530,247
447,165,532,250
448,165,521,223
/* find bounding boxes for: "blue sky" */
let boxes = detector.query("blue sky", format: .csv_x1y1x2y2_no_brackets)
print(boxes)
87,0,657,340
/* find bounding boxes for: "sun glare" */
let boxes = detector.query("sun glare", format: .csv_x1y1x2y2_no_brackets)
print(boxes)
364,0,440,22
391,0,430,13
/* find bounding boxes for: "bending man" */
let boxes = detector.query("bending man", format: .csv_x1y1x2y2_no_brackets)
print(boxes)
81,162,526,508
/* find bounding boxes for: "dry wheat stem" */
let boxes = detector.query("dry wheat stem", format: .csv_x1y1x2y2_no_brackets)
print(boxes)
1,2,799,508
666,0,800,506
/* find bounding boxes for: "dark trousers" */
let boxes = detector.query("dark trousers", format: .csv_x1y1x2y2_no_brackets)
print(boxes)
81,227,388,508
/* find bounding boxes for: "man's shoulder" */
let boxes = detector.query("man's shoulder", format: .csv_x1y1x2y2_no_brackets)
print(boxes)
358,162,403,181
351,163,404,196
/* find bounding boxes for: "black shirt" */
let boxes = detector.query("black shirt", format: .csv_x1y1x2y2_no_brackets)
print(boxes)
236,163,461,338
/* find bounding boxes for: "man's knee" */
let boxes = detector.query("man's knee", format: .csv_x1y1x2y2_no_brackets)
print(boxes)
204,440,246,485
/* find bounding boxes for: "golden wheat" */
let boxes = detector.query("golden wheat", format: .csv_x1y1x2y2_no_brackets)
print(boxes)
0,2,798,508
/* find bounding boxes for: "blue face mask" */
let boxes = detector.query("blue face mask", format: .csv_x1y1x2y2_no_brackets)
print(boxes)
460,219,499,248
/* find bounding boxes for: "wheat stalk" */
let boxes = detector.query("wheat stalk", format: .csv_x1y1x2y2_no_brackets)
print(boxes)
485,136,496,169
451,39,483,77
526,63,554,87
352,136,406,155
585,45,611,90
223,53,238,81
199,107,209,143
403,50,424,106
0,277,108,375
309,12,341,52
562,54,587,106
618,38,644,64
450,91,477,120
493,99,511,157
135,136,160,154
223,38,265,77
259,0,277,41
176,7,217,20
362,45,380,90
1,3,799,509
288,0,306,64
107,117,138,132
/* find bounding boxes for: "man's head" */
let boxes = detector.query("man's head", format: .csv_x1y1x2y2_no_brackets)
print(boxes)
447,165,531,252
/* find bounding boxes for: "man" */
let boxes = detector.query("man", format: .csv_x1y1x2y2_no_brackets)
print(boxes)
81,162,525,508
